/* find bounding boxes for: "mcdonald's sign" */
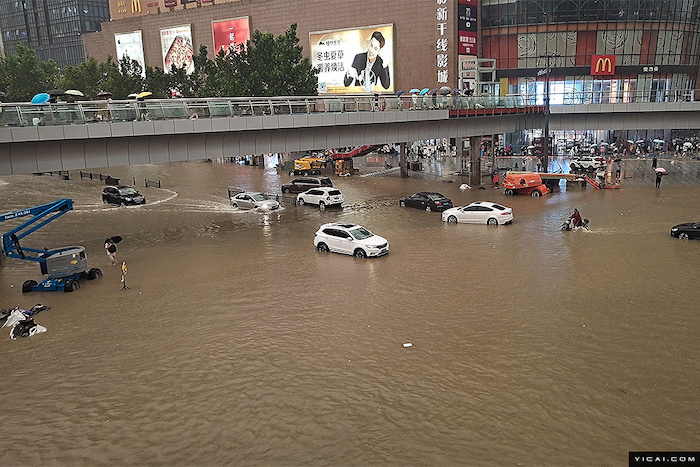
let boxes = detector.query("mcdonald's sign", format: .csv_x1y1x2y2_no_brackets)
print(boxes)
591,55,615,76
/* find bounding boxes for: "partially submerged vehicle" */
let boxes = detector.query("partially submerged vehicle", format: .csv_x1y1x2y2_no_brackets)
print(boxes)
502,172,550,197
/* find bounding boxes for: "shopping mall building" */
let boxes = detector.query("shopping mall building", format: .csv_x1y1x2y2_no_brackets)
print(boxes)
83,0,700,145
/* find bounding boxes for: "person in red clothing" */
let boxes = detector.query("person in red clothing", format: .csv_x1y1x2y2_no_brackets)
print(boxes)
571,208,583,228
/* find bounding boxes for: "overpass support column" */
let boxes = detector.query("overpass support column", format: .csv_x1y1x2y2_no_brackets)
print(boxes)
469,136,482,188
400,142,408,178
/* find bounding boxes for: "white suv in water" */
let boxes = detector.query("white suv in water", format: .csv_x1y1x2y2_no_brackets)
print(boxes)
297,187,344,208
570,156,605,172
313,222,389,258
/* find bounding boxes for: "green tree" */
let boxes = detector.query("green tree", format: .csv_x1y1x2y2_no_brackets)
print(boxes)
0,45,60,101
144,66,172,99
102,55,144,99
59,58,106,99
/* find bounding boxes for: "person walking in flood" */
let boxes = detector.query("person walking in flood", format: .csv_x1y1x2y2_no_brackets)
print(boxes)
105,238,117,265
655,171,663,188
652,154,658,169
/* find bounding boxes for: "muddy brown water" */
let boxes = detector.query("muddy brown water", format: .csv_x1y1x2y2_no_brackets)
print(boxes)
0,160,698,466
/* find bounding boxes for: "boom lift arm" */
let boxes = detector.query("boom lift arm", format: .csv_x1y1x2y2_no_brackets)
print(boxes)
1,199,102,293
1,199,74,260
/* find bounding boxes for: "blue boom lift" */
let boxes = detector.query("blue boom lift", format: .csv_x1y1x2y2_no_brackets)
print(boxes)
1,199,102,293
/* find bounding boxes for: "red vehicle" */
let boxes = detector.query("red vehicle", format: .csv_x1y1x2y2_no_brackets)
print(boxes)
502,172,550,197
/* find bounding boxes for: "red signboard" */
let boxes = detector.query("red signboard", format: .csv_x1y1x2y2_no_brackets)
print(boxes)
591,55,616,75
212,17,250,54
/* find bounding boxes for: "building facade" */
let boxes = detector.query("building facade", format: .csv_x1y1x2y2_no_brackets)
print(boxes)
0,0,110,67
481,0,700,104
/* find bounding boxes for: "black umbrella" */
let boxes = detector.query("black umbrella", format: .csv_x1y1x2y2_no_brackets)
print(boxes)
47,89,64,96
108,236,123,244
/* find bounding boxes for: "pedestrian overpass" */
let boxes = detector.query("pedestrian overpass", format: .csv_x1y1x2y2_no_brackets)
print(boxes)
1,93,699,176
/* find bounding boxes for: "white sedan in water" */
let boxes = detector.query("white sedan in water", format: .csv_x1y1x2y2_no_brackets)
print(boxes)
441,201,513,225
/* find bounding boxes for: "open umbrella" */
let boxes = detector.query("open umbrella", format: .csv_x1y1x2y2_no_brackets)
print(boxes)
31,93,51,105
653,138,665,144
47,89,64,97
64,89,85,97
395,90,405,96
655,167,667,173
136,91,152,99
683,141,693,147
419,88,430,95
429,88,439,95
127,93,139,99
96,90,112,98
409,88,420,94
439,86,452,95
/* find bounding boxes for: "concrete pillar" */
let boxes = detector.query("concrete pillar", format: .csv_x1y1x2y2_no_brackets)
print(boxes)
469,136,482,187
400,142,408,178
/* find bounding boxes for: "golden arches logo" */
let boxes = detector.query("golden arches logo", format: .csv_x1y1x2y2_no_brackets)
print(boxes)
591,55,615,75
131,0,141,13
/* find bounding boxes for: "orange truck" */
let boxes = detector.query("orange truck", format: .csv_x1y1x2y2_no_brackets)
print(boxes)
502,172,550,197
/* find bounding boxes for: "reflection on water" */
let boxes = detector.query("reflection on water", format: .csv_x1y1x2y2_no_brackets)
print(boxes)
0,161,698,466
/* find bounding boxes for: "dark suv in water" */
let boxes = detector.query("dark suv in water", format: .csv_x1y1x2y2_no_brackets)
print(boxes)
102,185,146,205
281,177,333,194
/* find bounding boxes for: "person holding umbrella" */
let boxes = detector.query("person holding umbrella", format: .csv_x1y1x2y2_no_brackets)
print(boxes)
104,236,122,265
655,168,666,187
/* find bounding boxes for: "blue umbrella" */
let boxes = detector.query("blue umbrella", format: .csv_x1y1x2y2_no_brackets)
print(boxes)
409,88,420,94
419,88,430,95
395,90,406,96
31,93,51,105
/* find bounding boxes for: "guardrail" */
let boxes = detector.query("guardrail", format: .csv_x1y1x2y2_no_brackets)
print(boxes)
0,89,694,128
0,94,529,127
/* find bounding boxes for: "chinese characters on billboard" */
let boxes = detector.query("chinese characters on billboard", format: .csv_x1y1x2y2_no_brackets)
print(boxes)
160,25,195,74
115,31,146,77
212,17,250,54
310,24,394,94
458,0,478,55
436,0,452,84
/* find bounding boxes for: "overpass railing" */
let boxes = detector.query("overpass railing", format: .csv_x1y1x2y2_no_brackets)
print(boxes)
0,88,694,128
0,94,528,127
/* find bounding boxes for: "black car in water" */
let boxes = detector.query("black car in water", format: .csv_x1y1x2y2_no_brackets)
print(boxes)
102,185,146,205
281,177,333,194
670,222,700,240
399,192,453,212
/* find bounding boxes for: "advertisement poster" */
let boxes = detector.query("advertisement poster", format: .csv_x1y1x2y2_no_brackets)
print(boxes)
212,17,250,54
310,24,394,94
458,0,478,55
115,31,146,77
160,25,195,74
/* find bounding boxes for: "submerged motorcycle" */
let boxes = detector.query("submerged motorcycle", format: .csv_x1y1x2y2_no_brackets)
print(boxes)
561,216,590,231
0,304,50,339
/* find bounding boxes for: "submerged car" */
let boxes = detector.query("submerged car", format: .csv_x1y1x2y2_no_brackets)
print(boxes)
282,177,333,194
230,192,280,210
670,222,700,239
442,201,513,225
399,192,453,212
102,185,146,205
313,222,389,258
297,187,344,208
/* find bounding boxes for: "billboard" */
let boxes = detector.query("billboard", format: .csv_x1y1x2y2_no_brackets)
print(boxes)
212,17,250,55
310,24,394,94
458,0,478,55
160,25,195,74
115,31,146,77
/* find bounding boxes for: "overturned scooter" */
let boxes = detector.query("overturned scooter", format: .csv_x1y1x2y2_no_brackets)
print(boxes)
0,304,50,339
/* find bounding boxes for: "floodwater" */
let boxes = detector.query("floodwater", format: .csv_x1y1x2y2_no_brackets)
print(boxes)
0,159,698,466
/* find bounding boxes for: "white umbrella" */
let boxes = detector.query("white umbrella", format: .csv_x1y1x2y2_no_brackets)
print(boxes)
683,142,693,147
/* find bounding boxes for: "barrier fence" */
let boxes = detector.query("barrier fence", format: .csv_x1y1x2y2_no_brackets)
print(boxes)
1,89,692,128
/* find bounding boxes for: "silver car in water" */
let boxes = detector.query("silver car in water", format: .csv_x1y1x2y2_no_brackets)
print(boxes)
230,192,280,210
